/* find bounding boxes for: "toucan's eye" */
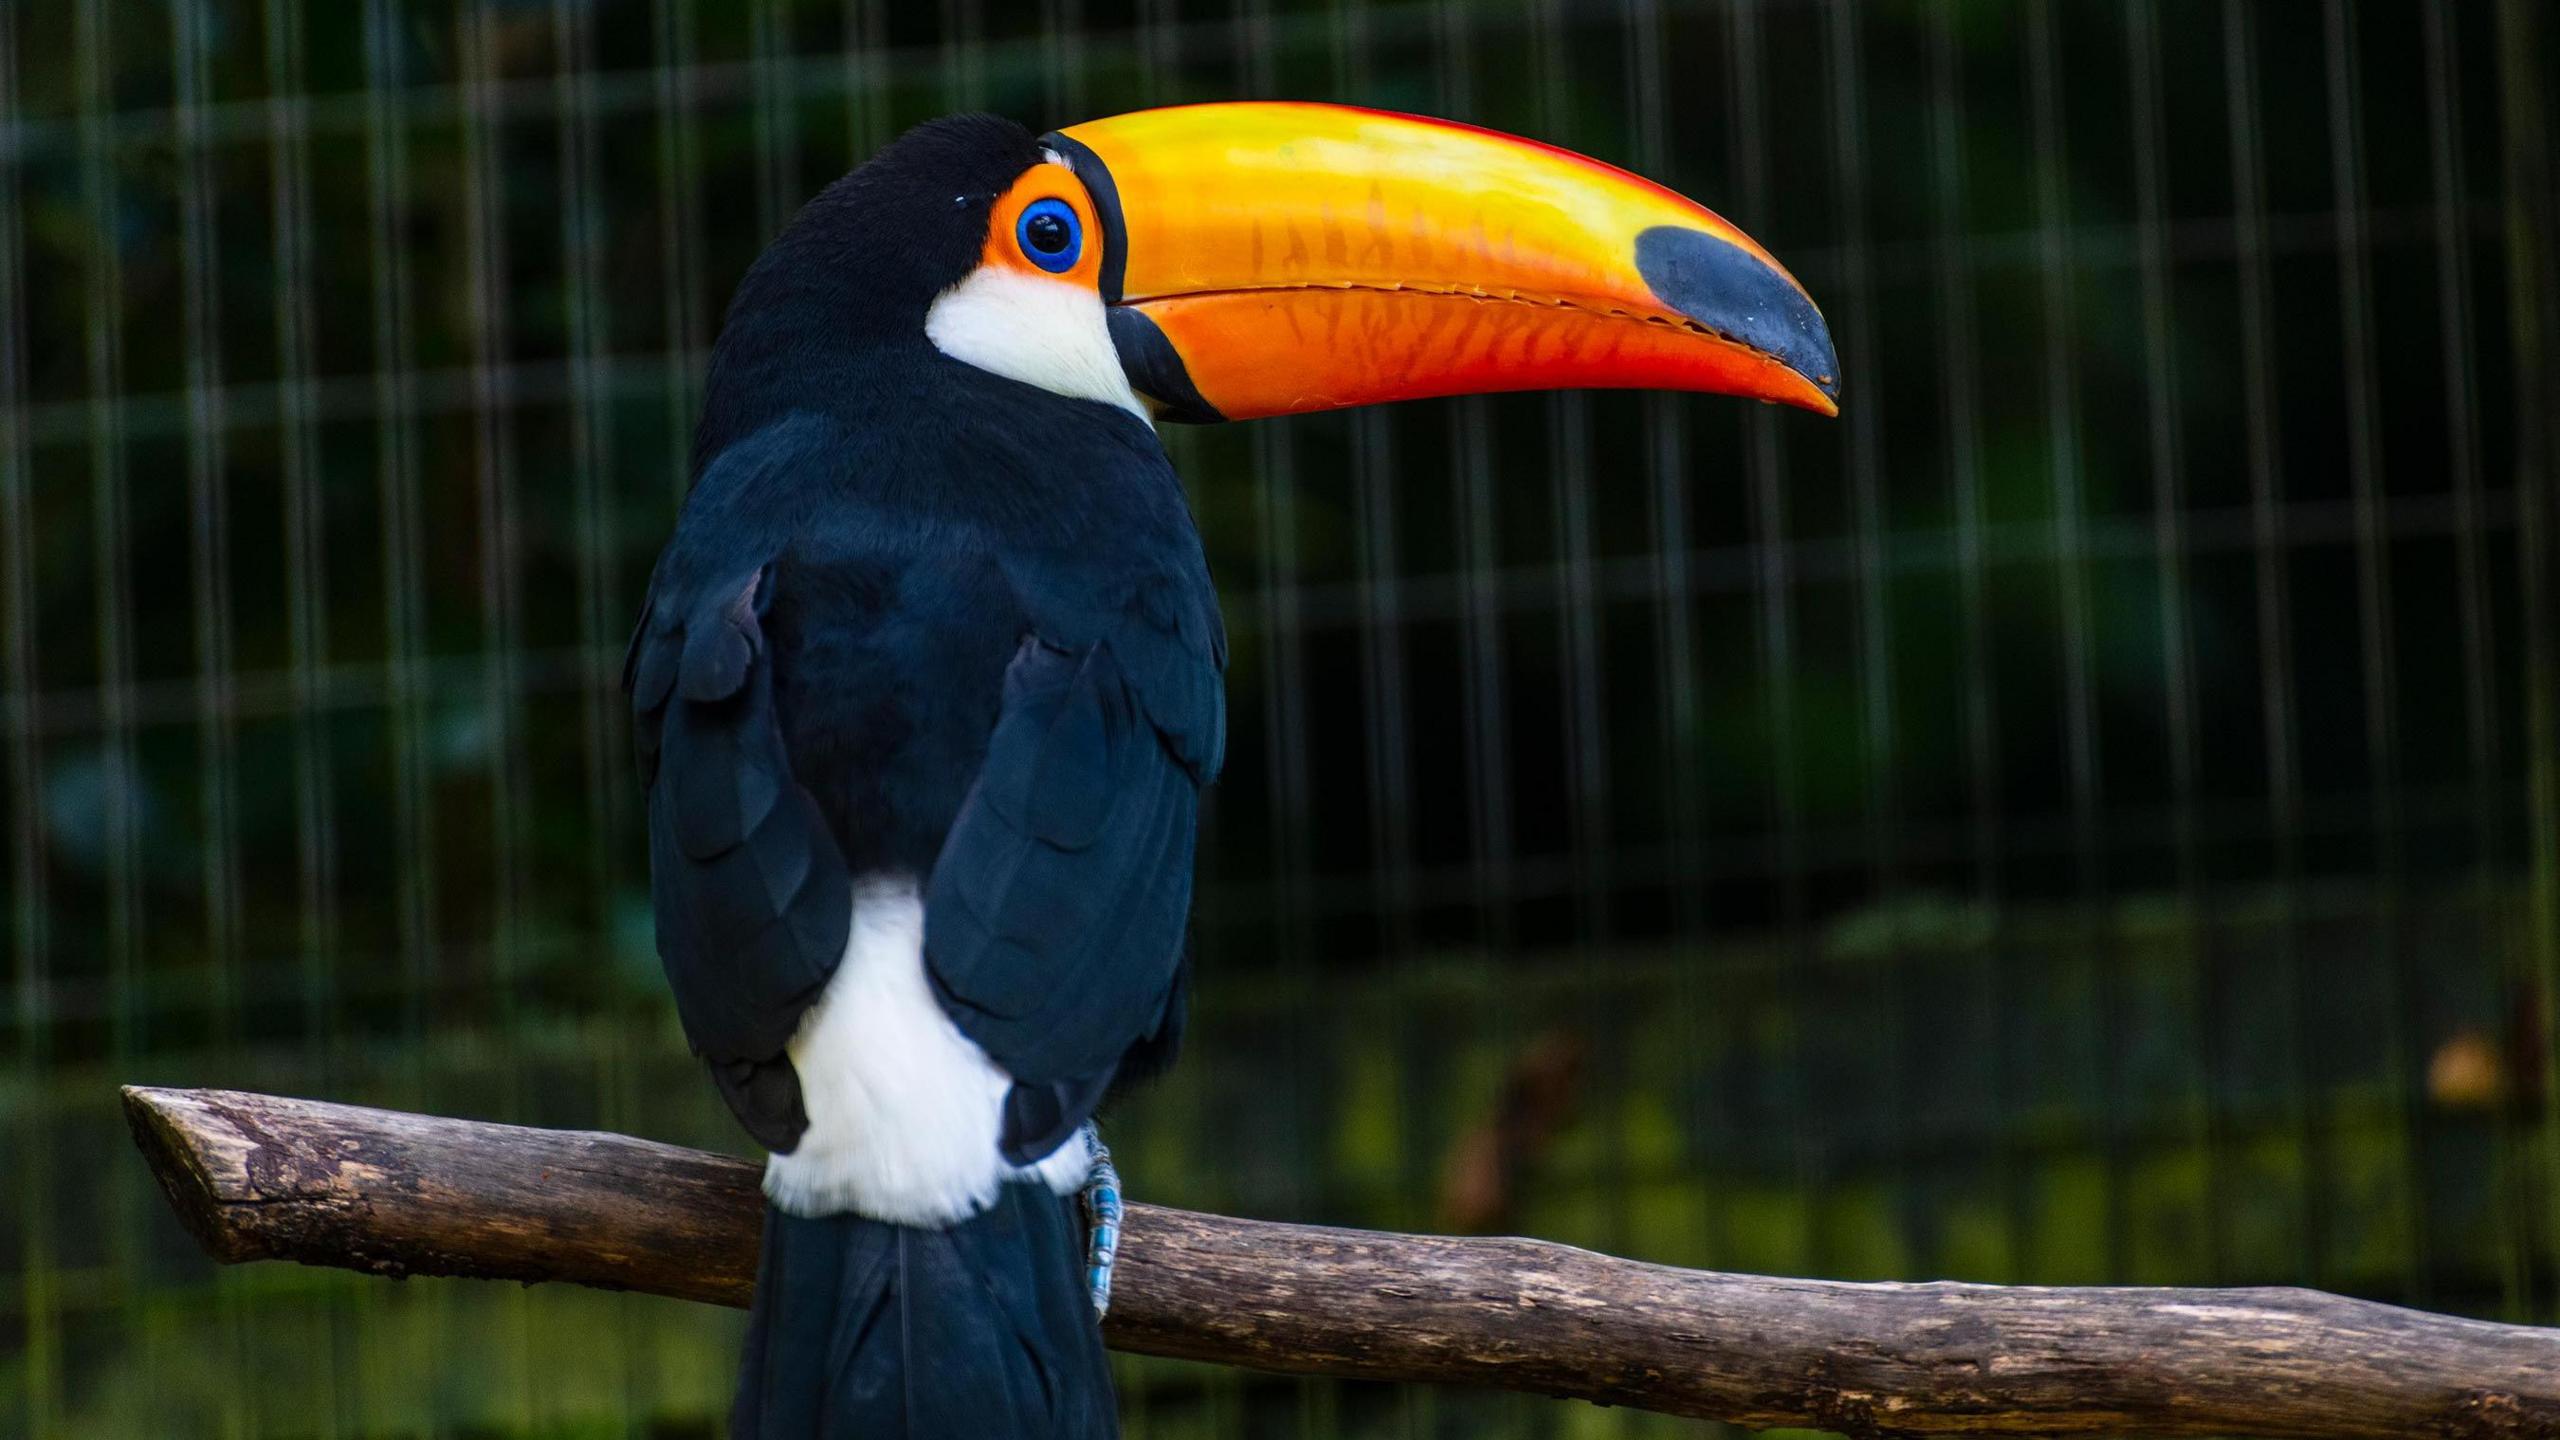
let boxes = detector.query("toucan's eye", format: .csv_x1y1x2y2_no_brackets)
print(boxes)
1017,198,1081,273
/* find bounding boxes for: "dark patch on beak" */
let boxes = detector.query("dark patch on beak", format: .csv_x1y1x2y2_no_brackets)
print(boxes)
1107,309,1225,424
1634,226,1840,401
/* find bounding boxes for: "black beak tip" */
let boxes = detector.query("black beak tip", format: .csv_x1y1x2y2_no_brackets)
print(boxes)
1635,225,1840,401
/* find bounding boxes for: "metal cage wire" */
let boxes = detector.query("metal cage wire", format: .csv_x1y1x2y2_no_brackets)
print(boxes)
2,1,2555,1436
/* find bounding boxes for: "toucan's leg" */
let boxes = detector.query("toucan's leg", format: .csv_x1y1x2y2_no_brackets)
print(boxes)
1078,1125,1123,1319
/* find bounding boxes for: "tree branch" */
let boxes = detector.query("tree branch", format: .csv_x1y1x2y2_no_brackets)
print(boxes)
123,1085,2560,1439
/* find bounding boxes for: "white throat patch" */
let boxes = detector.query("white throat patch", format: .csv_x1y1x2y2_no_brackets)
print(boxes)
925,266,1150,423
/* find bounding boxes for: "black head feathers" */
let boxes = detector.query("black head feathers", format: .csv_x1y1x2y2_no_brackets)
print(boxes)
696,113,1047,460
739,113,1043,329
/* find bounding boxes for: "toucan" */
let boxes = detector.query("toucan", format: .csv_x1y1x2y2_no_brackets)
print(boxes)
626,101,1837,1437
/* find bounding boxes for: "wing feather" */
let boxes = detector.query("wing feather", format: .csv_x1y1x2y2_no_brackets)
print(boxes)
925,634,1206,1163
629,420,851,1151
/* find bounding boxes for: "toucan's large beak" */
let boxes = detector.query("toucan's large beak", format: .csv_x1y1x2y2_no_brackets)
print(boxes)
1045,102,1839,424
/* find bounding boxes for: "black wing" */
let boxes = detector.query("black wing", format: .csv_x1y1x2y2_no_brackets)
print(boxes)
627,417,850,1150
926,562,1226,1166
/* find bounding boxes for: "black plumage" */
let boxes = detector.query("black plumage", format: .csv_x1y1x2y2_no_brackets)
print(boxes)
627,114,1223,1436
735,1190,1116,1440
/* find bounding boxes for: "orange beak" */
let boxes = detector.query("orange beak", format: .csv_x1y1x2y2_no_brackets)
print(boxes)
1044,102,1839,423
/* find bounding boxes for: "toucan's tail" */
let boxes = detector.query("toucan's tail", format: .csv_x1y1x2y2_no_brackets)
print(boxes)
732,1180,1117,1438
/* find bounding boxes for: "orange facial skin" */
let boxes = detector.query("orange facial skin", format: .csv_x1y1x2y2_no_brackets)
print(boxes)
977,159,1107,289
1055,101,1838,421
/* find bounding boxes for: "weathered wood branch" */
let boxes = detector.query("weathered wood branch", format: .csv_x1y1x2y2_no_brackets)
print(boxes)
124,1085,2560,1439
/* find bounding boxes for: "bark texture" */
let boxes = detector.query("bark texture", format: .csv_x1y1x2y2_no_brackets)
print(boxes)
124,1085,2560,1438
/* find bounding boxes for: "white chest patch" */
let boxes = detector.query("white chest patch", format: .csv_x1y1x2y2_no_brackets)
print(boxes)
924,266,1150,422
763,876,1096,1226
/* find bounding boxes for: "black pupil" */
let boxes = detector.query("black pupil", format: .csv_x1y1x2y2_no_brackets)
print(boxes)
1026,212,1071,254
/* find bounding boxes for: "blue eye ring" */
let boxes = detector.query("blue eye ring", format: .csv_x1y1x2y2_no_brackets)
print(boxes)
1016,198,1082,273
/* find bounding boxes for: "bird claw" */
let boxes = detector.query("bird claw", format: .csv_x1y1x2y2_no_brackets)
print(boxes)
1078,1125,1122,1320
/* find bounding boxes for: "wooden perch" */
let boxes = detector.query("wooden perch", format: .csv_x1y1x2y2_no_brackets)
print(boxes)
124,1086,2560,1439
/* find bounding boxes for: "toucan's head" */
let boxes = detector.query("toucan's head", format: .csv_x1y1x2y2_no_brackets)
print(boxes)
715,104,1837,434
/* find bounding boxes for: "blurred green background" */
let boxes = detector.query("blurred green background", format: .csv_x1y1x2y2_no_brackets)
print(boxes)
4,0,2558,1435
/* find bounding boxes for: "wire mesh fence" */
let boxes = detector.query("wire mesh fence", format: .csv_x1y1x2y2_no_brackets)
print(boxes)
2,0,2555,1435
